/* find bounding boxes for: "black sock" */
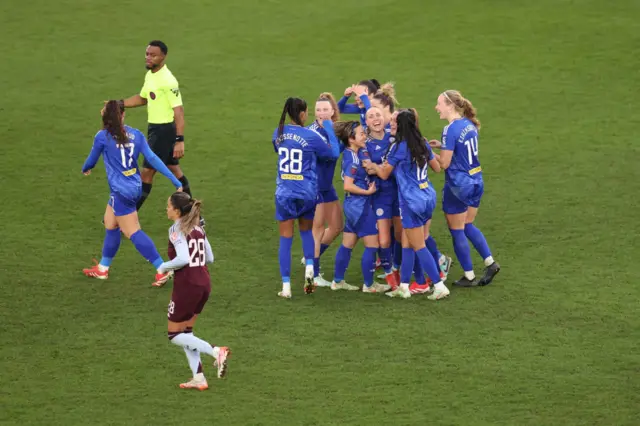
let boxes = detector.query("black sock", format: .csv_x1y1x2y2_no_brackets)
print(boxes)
136,182,153,210
179,175,192,196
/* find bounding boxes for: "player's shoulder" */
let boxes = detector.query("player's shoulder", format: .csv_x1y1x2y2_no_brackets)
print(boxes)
123,125,145,144
94,129,107,140
345,148,359,164
169,223,185,243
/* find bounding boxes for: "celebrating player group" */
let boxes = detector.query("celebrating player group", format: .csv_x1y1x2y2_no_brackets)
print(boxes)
272,80,501,300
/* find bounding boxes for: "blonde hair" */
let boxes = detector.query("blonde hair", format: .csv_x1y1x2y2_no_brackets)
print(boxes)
373,81,399,112
317,92,340,122
442,90,481,129
170,192,203,236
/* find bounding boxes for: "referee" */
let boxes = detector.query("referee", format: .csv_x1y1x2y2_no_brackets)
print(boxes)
118,40,201,222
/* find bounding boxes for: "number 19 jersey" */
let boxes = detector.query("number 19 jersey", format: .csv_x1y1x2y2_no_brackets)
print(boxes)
272,124,336,201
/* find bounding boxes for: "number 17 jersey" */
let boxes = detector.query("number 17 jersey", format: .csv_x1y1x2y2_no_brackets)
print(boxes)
272,124,337,201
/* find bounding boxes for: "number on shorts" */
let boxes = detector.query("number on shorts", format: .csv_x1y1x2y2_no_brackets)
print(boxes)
119,144,135,168
188,238,206,267
278,147,303,173
167,300,175,318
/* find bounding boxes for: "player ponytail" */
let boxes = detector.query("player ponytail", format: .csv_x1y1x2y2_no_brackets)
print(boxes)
396,109,429,168
317,92,340,121
442,90,481,129
277,97,308,142
102,100,128,145
373,81,398,113
333,120,360,148
170,191,203,235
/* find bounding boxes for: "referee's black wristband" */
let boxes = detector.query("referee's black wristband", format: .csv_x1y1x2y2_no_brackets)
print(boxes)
175,135,184,142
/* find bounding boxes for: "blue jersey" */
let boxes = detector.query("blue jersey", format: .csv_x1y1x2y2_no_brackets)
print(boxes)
441,118,483,187
366,132,396,200
307,121,345,192
341,148,373,227
387,140,436,208
272,123,339,201
82,125,181,200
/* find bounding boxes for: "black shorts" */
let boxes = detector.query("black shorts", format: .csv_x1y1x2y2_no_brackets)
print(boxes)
143,122,179,168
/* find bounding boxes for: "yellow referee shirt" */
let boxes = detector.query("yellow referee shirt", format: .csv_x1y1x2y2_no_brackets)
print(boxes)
139,65,183,124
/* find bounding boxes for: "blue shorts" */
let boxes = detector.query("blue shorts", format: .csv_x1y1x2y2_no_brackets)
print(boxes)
344,203,378,238
398,202,432,230
373,194,400,220
442,183,484,214
275,196,316,221
317,187,339,204
108,193,138,217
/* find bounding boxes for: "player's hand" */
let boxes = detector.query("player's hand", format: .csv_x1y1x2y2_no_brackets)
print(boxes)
83,170,91,176
428,139,442,149
173,142,185,159
366,182,377,194
344,86,354,97
176,186,184,192
316,111,331,123
353,85,368,97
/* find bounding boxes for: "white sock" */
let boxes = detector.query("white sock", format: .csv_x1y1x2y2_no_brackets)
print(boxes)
484,256,494,267
183,347,202,377
400,283,410,291
98,264,109,272
434,281,446,291
212,346,220,359
193,372,205,382
282,282,291,293
171,333,215,357
464,271,476,280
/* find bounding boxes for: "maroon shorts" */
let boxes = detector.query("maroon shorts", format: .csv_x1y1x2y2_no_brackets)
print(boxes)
167,285,210,322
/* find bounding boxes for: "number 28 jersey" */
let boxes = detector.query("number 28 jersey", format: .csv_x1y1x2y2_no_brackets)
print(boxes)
167,224,211,289
272,124,337,201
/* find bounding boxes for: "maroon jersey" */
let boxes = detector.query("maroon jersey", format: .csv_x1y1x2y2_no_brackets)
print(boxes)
168,224,211,289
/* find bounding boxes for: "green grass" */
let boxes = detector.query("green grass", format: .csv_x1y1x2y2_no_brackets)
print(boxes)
1,0,639,424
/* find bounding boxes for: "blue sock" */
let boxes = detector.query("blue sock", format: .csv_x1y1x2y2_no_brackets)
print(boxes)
425,236,442,266
319,243,330,257
400,248,414,284
313,257,320,278
450,229,474,272
393,241,403,269
333,245,352,282
379,246,393,274
300,230,315,266
362,247,377,287
416,247,441,284
130,230,163,269
279,236,293,283
413,253,426,285
100,228,121,267
464,223,492,261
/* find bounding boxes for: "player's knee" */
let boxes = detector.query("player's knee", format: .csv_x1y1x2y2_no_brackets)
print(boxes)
379,234,391,248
